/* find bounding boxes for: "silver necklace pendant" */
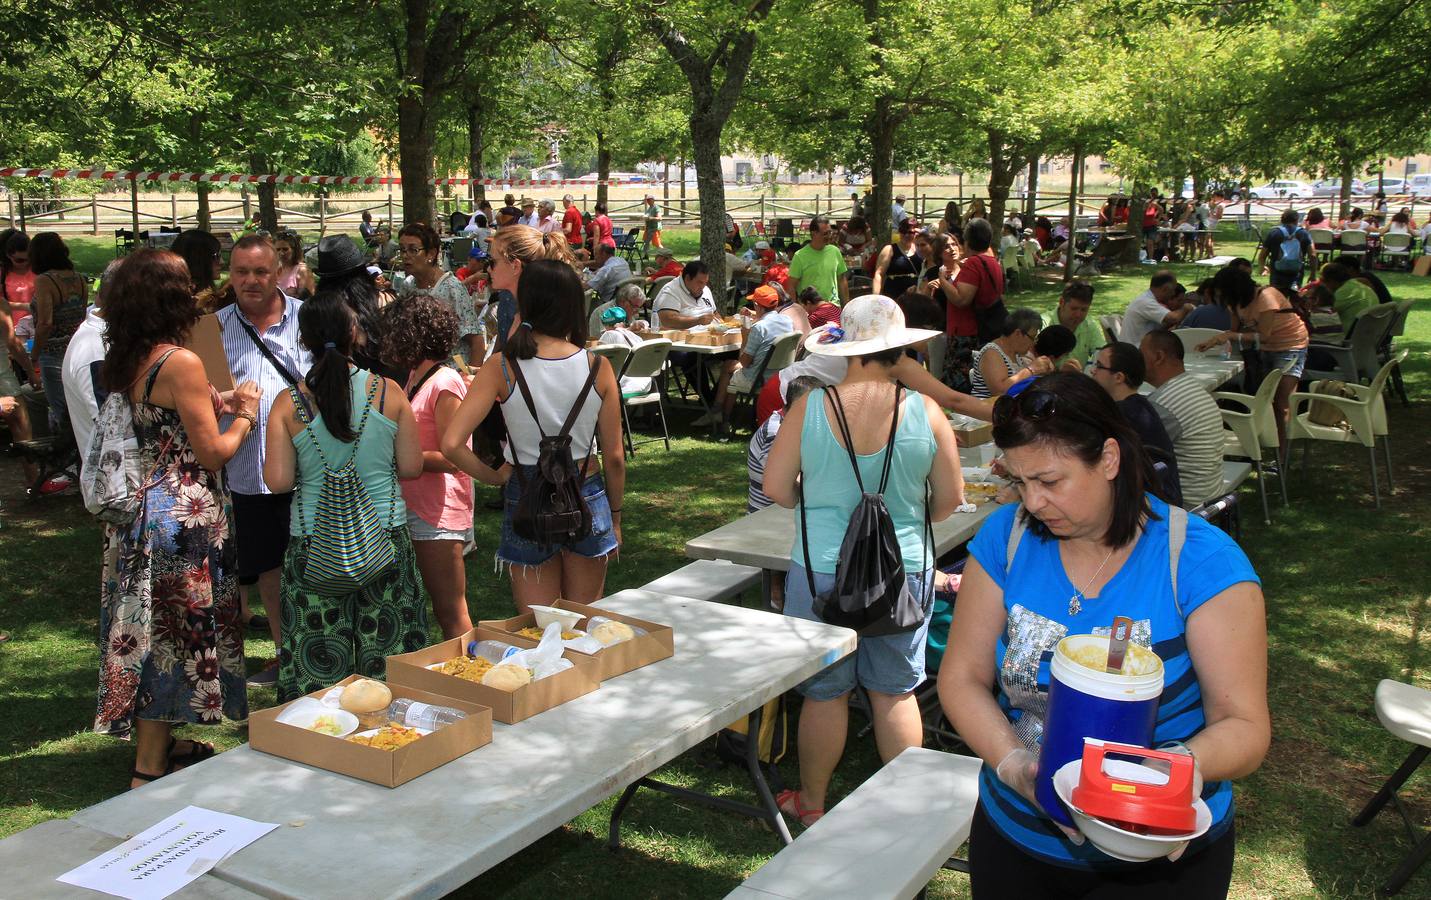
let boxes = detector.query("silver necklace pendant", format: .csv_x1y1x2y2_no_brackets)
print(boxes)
1068,593,1082,616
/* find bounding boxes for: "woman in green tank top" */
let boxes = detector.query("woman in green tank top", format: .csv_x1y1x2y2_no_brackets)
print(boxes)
262,292,429,701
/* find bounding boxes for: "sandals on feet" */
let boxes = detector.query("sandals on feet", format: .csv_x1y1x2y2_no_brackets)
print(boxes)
775,788,824,827
167,736,216,766
129,760,175,787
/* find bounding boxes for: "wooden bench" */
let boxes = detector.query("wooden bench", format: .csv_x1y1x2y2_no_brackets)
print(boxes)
640,559,763,604
727,748,982,900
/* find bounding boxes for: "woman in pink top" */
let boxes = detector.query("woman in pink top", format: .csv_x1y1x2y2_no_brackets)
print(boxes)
382,296,475,637
274,231,316,299
1198,267,1309,461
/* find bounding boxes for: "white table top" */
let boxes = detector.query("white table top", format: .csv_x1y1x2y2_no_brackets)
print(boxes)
0,819,262,899
671,341,741,355
68,591,856,900
686,498,1004,572
1138,357,1244,396
1193,255,1236,266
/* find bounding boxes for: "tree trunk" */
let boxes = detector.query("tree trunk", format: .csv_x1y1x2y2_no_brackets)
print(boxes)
867,109,896,242
691,118,729,307
1064,146,1082,283
1339,155,1354,220
249,153,277,231
467,101,486,204
595,129,611,208
196,182,211,232
986,132,1021,232
398,93,436,226
1121,187,1147,265
1025,154,1039,219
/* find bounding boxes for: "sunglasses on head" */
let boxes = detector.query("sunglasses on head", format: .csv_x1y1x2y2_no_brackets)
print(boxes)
992,388,1058,426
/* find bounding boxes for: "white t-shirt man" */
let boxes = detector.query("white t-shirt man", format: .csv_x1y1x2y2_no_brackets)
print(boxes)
1120,290,1171,346
651,277,716,328
61,307,107,454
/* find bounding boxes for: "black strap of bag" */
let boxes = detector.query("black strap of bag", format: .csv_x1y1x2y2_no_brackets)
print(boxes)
407,360,453,400
508,351,601,498
237,314,300,386
799,385,902,601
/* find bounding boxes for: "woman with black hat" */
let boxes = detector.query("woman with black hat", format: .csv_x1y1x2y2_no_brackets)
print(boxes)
315,235,403,382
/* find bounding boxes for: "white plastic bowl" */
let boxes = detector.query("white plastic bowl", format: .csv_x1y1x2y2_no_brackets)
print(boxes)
275,699,360,738
1053,759,1211,862
529,605,585,633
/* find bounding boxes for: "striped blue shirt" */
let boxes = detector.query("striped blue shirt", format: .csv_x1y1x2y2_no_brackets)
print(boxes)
218,294,311,495
967,497,1259,869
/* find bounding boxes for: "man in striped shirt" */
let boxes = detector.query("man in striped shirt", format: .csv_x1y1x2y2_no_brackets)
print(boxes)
1141,329,1225,506
219,235,312,684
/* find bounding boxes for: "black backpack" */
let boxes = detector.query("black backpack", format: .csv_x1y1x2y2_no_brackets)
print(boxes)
507,352,600,547
799,386,930,637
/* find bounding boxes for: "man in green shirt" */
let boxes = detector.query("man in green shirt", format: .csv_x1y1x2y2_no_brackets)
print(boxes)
1053,279,1104,372
1319,261,1377,337
787,215,850,304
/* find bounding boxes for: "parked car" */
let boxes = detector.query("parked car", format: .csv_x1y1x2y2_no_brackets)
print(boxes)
1172,178,1243,201
1311,178,1366,197
1409,174,1431,196
1247,180,1315,201
1369,177,1409,195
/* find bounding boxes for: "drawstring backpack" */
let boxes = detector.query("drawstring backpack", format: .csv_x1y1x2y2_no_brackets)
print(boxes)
83,347,179,524
289,375,397,593
799,386,931,637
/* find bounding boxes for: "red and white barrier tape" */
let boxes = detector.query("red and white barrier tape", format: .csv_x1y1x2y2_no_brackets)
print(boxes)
0,168,633,187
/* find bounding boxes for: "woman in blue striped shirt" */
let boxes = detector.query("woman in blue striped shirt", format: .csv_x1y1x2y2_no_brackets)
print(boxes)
939,372,1268,897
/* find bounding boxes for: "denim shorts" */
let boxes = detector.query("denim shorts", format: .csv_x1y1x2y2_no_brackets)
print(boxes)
498,468,617,567
1261,347,1307,380
783,562,934,700
406,510,472,542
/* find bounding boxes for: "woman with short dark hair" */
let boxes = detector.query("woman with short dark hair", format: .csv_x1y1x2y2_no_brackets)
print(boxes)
970,307,1052,399
171,230,227,312
441,259,625,611
396,222,481,363
940,372,1269,897
96,249,262,787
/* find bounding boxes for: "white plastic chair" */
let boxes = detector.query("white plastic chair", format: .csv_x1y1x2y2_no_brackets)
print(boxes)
588,342,631,376
1339,228,1369,262
1216,370,1286,524
1175,327,1226,357
1383,299,1414,405
731,329,803,430
1288,352,1404,508
1303,302,1399,385
619,338,674,455
1099,315,1122,345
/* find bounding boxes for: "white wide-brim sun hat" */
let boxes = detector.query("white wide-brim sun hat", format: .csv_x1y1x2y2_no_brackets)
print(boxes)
803,294,942,358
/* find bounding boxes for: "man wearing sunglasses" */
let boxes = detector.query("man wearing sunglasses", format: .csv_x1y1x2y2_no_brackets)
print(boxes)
787,216,849,306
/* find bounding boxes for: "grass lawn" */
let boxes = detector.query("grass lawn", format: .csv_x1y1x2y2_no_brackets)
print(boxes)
2,230,1429,898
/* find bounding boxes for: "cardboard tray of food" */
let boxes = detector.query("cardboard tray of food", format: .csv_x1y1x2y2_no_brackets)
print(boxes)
386,626,601,724
948,412,993,446
479,599,674,682
249,675,493,788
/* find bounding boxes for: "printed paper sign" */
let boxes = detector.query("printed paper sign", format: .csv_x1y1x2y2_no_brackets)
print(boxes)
57,806,278,900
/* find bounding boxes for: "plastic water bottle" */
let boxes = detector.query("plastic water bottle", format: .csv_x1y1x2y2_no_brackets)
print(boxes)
467,639,522,663
386,698,466,730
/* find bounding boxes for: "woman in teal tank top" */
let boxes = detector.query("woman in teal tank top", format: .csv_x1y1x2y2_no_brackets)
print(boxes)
263,293,429,701
763,295,964,826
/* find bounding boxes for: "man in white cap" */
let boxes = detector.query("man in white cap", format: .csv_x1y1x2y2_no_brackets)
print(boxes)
518,198,539,228
643,193,663,254
892,194,909,228
645,245,682,280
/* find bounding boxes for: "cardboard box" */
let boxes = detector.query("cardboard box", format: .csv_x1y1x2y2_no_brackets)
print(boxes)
949,412,993,446
185,313,235,392
480,599,674,682
249,675,492,788
386,626,600,723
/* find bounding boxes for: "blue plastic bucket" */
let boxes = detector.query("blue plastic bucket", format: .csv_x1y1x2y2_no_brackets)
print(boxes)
1035,634,1164,828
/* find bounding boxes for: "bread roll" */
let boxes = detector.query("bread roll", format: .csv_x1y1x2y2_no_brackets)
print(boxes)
481,664,533,691
591,620,636,646
339,679,392,714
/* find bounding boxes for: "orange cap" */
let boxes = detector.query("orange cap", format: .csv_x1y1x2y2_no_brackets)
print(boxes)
748,285,781,308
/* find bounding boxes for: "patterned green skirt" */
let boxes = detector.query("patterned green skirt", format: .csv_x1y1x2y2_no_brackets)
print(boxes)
276,526,430,702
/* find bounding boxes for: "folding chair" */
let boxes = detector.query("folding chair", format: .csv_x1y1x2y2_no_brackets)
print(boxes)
1000,246,1028,291
1308,227,1335,257
1352,679,1431,896
731,330,802,432
1381,233,1414,269
647,275,675,305
8,386,80,496
589,342,631,375
619,338,674,455
113,229,136,258
617,227,643,265
1339,228,1369,265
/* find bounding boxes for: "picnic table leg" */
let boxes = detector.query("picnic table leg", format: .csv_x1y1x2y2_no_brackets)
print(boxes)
605,705,794,850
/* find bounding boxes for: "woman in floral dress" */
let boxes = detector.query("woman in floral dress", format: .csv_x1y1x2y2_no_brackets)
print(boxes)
95,249,263,789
